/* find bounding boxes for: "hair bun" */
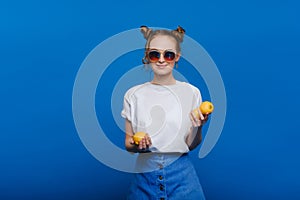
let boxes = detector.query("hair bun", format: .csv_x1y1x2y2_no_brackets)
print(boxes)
140,25,152,39
176,26,185,34
171,25,185,43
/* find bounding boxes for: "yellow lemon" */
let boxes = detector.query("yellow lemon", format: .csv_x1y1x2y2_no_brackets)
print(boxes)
133,132,146,145
193,101,214,119
200,101,214,114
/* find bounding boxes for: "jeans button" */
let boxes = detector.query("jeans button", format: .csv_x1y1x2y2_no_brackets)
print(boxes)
159,175,163,180
158,163,163,169
159,184,164,191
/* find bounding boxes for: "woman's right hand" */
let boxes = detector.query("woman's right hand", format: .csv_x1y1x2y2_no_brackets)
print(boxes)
131,134,152,151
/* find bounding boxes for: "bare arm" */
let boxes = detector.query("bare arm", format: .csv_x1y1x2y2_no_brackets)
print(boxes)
186,107,208,151
186,125,203,151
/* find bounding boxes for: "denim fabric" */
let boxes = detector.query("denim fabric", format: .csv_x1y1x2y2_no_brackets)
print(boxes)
127,153,206,200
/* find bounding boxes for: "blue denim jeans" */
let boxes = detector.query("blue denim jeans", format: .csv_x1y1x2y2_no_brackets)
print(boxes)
127,153,206,200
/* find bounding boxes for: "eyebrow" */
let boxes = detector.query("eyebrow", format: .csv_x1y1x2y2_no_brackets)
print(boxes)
147,48,177,52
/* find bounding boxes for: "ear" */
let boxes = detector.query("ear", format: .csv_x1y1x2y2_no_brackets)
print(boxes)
172,25,185,43
140,25,152,39
175,53,181,62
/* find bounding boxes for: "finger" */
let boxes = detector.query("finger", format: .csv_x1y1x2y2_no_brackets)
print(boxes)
198,108,205,120
146,136,151,146
143,138,148,148
199,114,209,126
138,139,144,149
140,138,145,148
190,112,198,122
144,134,149,142
191,110,199,121
203,114,209,122
190,113,201,127
204,114,209,121
129,138,135,144
189,114,196,126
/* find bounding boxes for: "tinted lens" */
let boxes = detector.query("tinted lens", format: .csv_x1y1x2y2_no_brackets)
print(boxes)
148,50,176,62
164,51,176,61
148,51,160,62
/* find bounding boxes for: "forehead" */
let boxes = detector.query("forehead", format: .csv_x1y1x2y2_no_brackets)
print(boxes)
149,35,177,51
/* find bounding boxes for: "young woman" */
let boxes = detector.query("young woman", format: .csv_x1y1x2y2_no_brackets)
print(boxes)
121,25,208,200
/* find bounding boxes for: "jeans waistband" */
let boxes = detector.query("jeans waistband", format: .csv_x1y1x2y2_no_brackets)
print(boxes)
135,152,188,173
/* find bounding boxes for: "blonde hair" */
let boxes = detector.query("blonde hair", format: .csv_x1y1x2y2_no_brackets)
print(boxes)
140,26,185,64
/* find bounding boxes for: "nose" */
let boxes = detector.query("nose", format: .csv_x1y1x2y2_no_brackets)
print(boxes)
158,53,165,63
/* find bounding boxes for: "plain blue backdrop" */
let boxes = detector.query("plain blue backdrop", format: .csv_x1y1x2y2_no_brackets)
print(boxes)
1,0,299,199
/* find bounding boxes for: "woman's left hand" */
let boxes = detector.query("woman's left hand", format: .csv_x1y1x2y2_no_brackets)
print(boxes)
190,109,209,127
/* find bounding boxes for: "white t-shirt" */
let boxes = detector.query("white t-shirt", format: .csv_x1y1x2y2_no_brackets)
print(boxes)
121,81,202,153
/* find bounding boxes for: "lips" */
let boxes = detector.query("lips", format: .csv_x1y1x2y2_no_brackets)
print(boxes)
156,64,168,69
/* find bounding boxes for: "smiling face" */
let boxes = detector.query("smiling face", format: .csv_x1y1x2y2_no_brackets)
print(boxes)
148,35,180,79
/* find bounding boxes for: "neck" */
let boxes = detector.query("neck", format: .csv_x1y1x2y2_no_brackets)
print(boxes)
151,74,176,85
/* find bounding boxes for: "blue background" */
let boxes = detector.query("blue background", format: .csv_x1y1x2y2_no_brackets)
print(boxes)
1,0,299,199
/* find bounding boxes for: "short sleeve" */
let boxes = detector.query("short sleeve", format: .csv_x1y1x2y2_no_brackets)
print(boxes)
121,93,132,121
190,84,202,109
